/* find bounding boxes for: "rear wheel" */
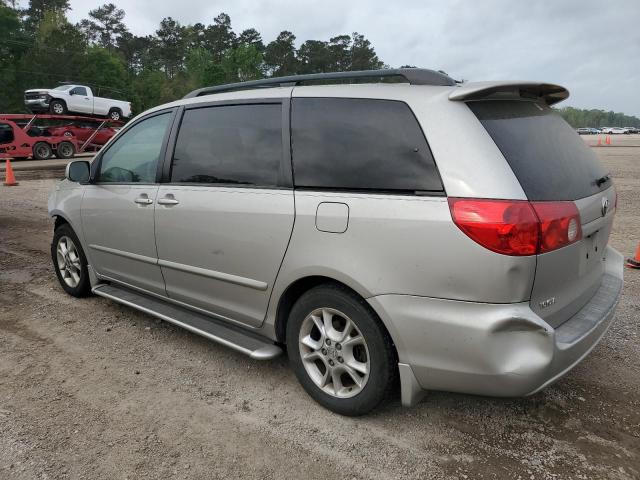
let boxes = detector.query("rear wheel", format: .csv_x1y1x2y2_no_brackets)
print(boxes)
50,99,66,115
51,224,90,297
55,141,75,159
108,108,122,121
286,284,397,416
32,142,52,160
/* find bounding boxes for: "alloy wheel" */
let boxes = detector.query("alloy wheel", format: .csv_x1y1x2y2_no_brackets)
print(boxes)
298,307,370,398
56,236,82,288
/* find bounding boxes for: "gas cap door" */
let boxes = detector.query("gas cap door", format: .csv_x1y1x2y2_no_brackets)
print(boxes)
315,202,349,233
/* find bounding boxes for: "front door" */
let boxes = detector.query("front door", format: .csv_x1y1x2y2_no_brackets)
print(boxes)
81,110,174,295
154,101,294,327
68,86,93,114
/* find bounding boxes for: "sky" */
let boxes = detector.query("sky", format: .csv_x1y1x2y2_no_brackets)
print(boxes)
59,0,640,116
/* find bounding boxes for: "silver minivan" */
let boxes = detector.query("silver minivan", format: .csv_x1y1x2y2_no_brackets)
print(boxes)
49,69,623,415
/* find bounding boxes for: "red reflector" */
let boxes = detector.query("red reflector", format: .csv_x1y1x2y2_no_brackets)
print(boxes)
531,201,582,253
448,199,539,256
449,198,583,256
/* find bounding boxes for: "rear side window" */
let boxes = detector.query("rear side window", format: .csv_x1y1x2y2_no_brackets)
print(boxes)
469,100,609,201
170,104,283,187
291,98,443,193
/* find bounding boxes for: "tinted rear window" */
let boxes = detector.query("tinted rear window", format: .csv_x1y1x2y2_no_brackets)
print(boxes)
469,100,609,201
171,104,283,187
291,98,443,193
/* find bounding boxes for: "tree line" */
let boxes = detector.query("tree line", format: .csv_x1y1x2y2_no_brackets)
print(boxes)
0,0,387,114
2,1,638,127
556,106,640,129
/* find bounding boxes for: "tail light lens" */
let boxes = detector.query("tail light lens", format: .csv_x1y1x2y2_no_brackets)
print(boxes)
530,202,582,253
449,198,582,256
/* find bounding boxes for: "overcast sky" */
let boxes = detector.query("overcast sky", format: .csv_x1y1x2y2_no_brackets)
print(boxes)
60,0,640,116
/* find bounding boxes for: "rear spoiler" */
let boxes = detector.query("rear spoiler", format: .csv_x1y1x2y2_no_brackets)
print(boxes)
449,81,569,106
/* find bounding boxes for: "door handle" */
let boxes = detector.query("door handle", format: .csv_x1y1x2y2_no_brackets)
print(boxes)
157,197,179,205
134,196,153,205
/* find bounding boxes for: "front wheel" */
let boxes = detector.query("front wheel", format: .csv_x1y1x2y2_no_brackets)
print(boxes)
51,224,91,297
286,284,398,416
50,99,66,115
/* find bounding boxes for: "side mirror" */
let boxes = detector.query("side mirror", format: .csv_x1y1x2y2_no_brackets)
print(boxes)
65,160,90,183
69,90,75,96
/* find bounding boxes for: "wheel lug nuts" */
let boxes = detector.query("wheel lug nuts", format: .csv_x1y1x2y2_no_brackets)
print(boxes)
338,357,344,363
321,348,327,355
326,339,331,346
328,360,335,366
336,343,341,350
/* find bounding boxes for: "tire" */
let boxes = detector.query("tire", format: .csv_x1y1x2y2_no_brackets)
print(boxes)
32,142,52,160
51,223,91,297
50,99,67,115
108,109,122,121
286,284,398,416
56,141,75,159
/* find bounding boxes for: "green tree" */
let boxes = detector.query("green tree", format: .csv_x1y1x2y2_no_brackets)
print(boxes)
204,13,236,62
155,17,187,78
264,31,298,76
350,32,383,70
80,3,127,51
23,0,70,32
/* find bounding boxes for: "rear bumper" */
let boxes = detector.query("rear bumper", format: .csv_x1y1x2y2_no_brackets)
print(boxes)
368,246,624,406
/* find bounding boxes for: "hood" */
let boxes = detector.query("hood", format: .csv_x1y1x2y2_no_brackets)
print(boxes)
25,89,52,95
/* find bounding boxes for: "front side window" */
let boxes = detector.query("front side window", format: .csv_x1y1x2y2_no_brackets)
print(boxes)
71,87,87,96
170,104,283,187
98,112,171,183
291,98,443,192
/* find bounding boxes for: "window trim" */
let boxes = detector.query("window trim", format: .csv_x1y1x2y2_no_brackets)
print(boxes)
289,96,446,196
90,107,178,185
160,98,293,189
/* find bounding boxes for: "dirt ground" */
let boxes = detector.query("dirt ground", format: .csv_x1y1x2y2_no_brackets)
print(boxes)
1,137,639,480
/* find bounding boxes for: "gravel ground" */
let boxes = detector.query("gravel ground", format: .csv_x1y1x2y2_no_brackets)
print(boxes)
1,141,639,479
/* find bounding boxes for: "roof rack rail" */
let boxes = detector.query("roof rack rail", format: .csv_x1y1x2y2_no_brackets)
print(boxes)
183,68,456,99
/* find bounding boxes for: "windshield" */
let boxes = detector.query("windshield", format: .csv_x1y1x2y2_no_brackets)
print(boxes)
469,100,609,201
53,85,72,91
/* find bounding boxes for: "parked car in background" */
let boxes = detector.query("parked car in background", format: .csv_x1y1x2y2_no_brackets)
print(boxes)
49,69,623,415
45,122,119,146
576,127,600,135
601,127,628,134
623,127,639,134
24,84,132,121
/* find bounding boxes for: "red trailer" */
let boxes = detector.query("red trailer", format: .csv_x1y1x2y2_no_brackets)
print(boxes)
0,114,123,160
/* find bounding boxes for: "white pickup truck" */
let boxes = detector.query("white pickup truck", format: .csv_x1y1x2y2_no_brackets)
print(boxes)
24,84,132,121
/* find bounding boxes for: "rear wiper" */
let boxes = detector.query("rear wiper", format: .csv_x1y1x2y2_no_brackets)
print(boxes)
595,174,610,187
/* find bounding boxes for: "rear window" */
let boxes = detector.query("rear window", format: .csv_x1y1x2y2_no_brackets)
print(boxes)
469,100,609,201
291,98,443,193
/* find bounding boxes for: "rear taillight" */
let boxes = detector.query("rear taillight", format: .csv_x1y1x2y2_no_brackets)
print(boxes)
530,202,582,253
448,198,582,256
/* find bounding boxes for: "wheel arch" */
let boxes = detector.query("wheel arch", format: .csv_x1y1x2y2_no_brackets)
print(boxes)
273,275,400,362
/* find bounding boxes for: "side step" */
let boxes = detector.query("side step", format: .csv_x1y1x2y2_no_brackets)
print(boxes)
92,284,282,360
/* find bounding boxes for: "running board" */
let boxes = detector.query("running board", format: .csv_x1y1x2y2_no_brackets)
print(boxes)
92,284,282,360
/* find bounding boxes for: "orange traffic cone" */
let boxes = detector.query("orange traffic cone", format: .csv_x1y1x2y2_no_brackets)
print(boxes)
605,135,611,145
626,243,640,269
3,159,19,186
597,136,602,146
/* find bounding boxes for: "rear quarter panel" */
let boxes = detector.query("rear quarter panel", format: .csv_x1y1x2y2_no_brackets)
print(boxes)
270,191,536,305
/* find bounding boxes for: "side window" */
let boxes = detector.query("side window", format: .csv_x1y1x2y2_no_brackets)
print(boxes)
72,87,87,96
0,123,14,144
291,98,443,193
98,112,171,183
170,104,283,187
